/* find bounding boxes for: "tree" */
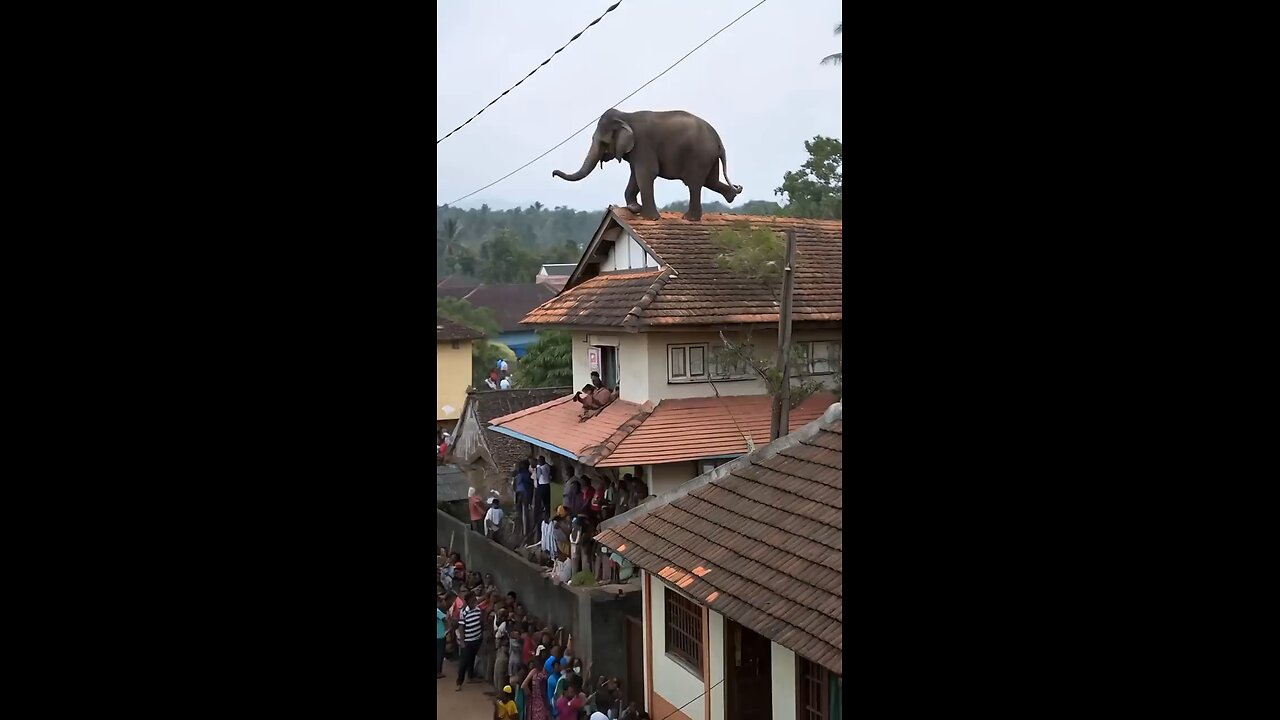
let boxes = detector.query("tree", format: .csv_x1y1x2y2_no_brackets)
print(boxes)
513,331,573,388
775,136,842,219
437,218,464,278
820,22,842,66
708,223,834,412
437,296,500,337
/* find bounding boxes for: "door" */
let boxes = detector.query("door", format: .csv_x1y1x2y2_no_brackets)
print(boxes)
725,619,772,720
625,615,645,713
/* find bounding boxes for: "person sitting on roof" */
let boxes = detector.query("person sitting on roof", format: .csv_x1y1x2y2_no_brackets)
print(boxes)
574,384,615,421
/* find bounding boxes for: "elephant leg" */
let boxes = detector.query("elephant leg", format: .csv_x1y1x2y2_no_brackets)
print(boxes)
637,166,660,220
683,183,704,222
705,167,740,204
624,169,642,214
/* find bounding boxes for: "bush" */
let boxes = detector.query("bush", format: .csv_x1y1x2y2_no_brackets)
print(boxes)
571,571,597,587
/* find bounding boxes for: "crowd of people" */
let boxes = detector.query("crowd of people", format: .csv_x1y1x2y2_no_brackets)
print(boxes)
485,357,514,390
437,549,649,720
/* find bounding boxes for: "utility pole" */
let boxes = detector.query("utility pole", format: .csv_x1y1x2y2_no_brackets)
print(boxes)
771,229,797,441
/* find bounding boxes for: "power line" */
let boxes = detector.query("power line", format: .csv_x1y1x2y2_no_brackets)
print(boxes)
660,677,726,720
436,1,625,145
440,0,771,207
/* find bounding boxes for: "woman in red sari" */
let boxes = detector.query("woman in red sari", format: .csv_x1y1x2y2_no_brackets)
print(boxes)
521,659,551,720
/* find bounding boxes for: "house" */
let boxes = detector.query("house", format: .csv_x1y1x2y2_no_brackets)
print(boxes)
445,386,571,499
594,403,843,720
436,280,558,357
454,283,557,357
437,316,483,432
486,207,843,496
536,262,576,292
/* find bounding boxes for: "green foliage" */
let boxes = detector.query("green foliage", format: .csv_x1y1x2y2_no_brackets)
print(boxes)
711,221,786,300
473,341,516,387
436,204,592,281
821,22,842,66
710,332,826,410
436,297,500,337
513,331,573,389
571,571,597,587
776,136,842,219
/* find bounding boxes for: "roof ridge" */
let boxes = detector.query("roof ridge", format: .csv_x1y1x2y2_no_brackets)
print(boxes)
599,403,842,532
578,400,657,466
621,267,676,329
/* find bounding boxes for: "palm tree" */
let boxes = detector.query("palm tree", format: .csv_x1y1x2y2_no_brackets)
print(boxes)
820,22,842,66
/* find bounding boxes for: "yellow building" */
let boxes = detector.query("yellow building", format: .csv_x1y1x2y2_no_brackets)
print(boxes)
437,316,483,431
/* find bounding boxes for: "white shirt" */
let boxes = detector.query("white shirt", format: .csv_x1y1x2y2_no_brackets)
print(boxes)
541,520,556,553
498,359,509,372
500,377,511,390
536,464,551,486
485,506,504,530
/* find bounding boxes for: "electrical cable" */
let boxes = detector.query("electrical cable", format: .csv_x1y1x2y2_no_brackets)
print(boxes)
440,0,771,207
437,1,625,145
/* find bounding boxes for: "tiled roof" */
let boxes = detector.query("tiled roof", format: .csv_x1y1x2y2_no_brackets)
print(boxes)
488,393,654,464
461,283,558,332
522,208,842,329
523,268,667,327
468,387,572,472
596,392,836,468
437,316,485,342
596,404,843,675
437,464,470,502
437,276,480,299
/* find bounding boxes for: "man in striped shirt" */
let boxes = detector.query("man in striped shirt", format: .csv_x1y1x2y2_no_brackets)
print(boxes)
452,593,484,690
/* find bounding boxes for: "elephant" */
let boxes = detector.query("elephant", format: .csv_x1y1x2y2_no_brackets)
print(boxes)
552,108,743,221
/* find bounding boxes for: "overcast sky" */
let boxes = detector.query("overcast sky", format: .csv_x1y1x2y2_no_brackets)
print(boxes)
436,0,842,211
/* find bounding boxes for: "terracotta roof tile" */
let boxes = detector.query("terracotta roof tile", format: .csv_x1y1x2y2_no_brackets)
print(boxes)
595,406,843,675
523,208,842,329
597,392,835,467
436,316,485,342
488,392,652,463
522,268,665,327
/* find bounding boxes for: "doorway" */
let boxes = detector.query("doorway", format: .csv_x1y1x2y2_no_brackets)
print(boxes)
593,345,619,390
725,619,773,720
625,615,644,712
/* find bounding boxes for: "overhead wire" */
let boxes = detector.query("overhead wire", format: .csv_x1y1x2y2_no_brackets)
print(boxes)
436,0,625,145
440,0,772,207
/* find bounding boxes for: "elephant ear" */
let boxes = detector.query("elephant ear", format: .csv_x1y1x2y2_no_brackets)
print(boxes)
612,121,635,157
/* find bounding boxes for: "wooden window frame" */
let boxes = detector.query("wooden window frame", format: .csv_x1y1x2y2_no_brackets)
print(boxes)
669,342,754,384
796,655,834,720
790,340,842,377
663,587,704,675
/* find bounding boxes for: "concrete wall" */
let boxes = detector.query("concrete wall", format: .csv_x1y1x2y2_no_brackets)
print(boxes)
649,574,706,720
646,461,699,496
770,643,798,720
644,329,841,402
437,339,473,421
709,610,725,720
436,509,640,682
619,333,651,403
572,331,592,392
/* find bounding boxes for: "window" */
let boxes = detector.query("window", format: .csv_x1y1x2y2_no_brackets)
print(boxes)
791,341,841,376
797,657,841,720
669,343,753,383
664,587,703,673
451,340,460,349
698,457,733,476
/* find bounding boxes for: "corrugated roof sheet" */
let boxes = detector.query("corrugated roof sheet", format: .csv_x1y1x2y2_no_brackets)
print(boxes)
596,405,843,675
522,208,842,329
596,392,836,467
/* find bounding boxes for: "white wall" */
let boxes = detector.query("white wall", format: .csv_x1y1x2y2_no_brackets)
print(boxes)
644,329,841,402
619,332,650,402
572,331,592,392
770,643,798,720
647,461,698,496
709,611,726,720
650,576,707,720
601,228,658,272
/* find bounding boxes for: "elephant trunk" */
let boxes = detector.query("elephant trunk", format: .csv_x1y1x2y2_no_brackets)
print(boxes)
553,140,602,182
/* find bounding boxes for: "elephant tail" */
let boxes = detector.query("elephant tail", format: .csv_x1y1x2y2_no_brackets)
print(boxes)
719,143,742,193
